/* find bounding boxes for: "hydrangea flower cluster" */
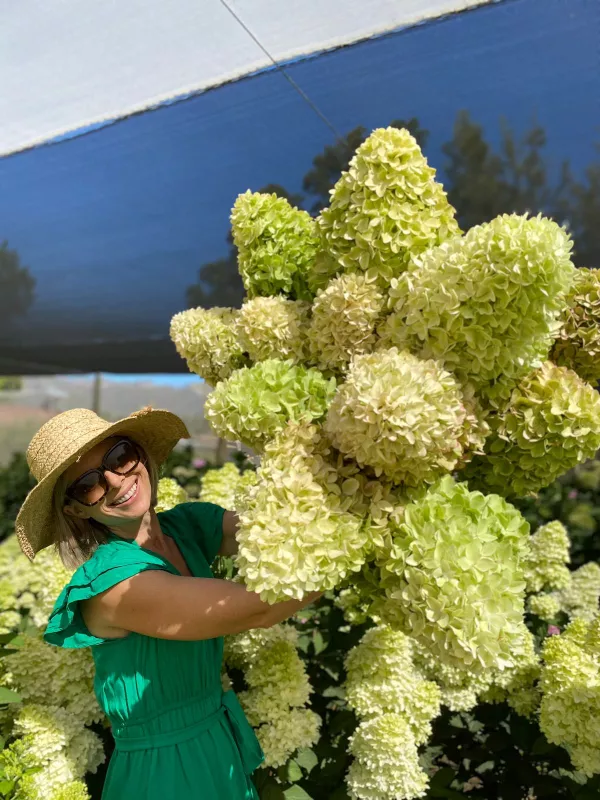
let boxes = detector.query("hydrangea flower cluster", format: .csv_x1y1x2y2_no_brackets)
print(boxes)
528,592,562,621
307,273,386,373
155,477,188,513
324,349,487,486
465,363,600,497
345,626,441,744
316,127,459,288
204,359,336,452
170,307,247,385
224,625,319,767
555,562,600,622
380,214,574,406
236,296,310,363
234,424,369,602
231,190,319,300
523,520,571,593
551,267,600,384
198,462,242,510
374,477,530,672
346,714,429,800
539,616,600,776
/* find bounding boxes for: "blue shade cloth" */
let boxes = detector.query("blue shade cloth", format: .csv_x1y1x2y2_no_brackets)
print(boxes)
0,0,597,374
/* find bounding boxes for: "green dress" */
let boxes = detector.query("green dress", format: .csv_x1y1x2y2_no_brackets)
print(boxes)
44,502,264,799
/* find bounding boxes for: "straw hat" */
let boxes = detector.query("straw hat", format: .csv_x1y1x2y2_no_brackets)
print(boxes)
16,406,190,560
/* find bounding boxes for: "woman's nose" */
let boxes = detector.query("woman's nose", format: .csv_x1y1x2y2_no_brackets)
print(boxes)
104,470,124,489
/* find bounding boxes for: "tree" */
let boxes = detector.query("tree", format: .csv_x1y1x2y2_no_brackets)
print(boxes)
0,242,35,330
561,147,600,267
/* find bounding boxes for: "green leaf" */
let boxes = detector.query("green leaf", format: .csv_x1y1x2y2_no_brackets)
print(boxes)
312,630,326,655
0,687,21,704
0,781,15,795
295,748,319,774
287,760,303,783
283,787,312,800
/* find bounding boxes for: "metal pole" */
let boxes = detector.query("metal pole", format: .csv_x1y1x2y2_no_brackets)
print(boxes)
215,437,227,466
92,372,102,415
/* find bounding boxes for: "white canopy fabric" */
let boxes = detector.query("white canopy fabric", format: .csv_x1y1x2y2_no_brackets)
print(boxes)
1,0,490,157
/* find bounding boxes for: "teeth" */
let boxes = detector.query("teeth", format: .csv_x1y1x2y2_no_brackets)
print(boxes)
114,480,137,506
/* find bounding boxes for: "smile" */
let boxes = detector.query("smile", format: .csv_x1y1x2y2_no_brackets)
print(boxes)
111,479,139,507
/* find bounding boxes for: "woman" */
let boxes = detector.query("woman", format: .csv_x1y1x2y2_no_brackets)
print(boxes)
16,406,321,800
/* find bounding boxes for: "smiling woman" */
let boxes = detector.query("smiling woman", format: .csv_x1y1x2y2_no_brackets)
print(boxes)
15,405,322,800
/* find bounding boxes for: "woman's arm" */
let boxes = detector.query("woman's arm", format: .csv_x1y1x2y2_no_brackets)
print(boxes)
81,571,322,642
218,510,239,557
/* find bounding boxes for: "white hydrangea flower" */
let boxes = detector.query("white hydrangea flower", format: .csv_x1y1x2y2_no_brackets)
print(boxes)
324,348,487,486
255,708,321,768
528,593,562,621
234,423,369,602
236,296,310,363
524,521,571,593
347,714,429,800
155,477,188,513
345,626,440,744
556,562,600,621
198,463,241,510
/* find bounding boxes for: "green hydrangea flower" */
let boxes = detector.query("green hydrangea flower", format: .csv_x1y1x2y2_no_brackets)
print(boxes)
205,359,336,452
380,214,575,406
236,296,310,363
324,348,488,486
464,362,600,497
170,307,247,386
234,423,370,602
528,593,562,621
155,478,188,513
345,626,441,744
316,127,458,290
374,476,530,672
231,191,318,300
254,708,320,769
307,273,386,373
556,562,600,621
198,463,241,510
552,267,600,384
346,714,429,800
524,520,571,593
540,616,600,776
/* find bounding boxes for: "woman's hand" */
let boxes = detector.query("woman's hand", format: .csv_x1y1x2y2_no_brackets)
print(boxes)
218,510,240,557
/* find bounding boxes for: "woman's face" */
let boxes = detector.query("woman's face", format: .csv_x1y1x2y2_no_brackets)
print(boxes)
62,436,152,529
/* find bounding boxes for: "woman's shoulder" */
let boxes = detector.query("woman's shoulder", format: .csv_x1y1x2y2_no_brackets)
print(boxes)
72,536,167,584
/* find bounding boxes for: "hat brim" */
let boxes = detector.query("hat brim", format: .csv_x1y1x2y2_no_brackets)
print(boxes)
16,408,190,560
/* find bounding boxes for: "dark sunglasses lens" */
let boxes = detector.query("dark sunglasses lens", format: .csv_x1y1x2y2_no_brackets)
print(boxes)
72,471,106,505
106,440,140,474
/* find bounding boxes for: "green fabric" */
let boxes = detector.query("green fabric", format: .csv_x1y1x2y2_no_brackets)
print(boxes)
44,502,264,799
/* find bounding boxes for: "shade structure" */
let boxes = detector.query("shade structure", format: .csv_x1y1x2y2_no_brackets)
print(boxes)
0,0,598,374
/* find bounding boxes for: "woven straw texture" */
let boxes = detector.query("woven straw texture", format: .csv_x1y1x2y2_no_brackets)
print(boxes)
16,406,189,559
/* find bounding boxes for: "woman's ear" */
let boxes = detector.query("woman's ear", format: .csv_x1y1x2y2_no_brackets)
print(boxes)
63,502,91,520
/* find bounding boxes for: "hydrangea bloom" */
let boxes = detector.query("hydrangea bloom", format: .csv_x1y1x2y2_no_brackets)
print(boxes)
205,359,336,452
324,349,487,486
539,616,600,776
224,625,318,767
464,363,600,497
556,562,600,621
316,127,458,290
198,463,241,510
552,267,600,384
2,634,102,726
231,191,318,300
155,477,188,513
380,214,575,406
346,714,429,800
236,296,310,363
254,708,321,768
170,307,247,386
374,477,530,671
528,593,562,621
307,273,386,373
234,424,369,601
523,520,571,593
345,626,441,744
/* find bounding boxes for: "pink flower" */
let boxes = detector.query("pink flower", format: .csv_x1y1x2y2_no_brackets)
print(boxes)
547,625,561,636
568,490,578,499
193,459,207,469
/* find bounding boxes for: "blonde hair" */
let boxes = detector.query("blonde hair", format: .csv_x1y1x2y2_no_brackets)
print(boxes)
52,440,159,569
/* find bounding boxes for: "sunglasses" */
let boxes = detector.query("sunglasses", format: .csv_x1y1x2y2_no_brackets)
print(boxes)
65,438,143,507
